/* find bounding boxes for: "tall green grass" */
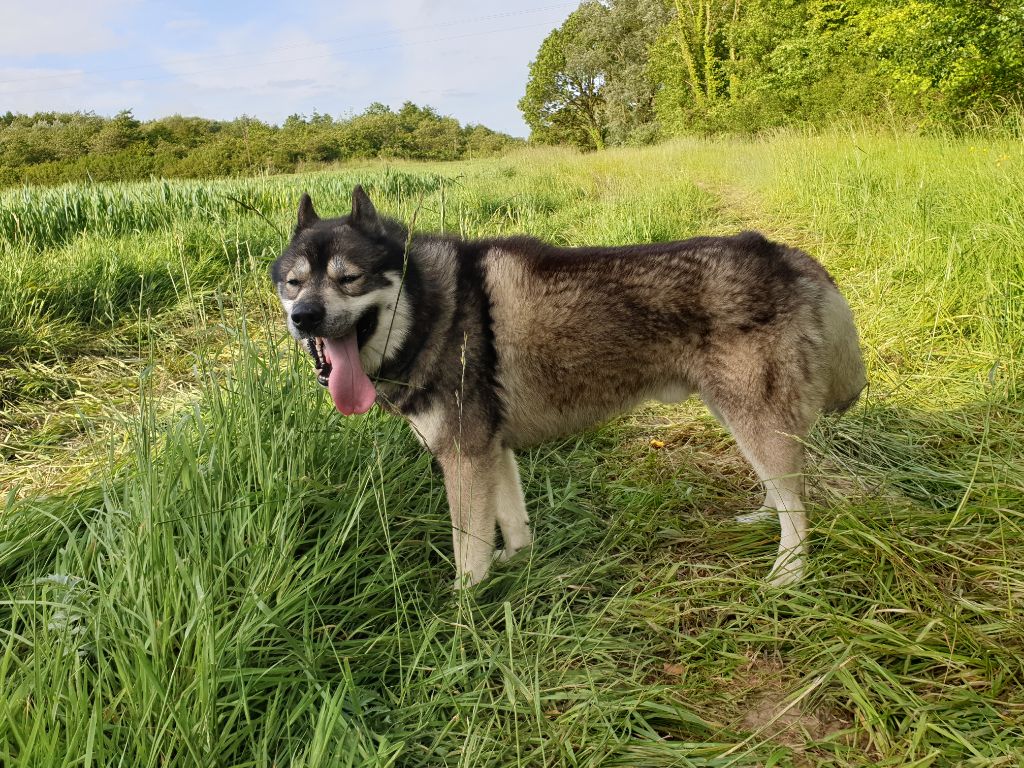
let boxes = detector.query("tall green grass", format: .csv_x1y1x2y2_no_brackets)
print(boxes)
1,131,1022,766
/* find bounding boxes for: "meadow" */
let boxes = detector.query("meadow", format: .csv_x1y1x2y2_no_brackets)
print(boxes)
1,130,1022,766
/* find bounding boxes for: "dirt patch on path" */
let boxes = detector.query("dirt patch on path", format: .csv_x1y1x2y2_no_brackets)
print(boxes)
724,654,863,765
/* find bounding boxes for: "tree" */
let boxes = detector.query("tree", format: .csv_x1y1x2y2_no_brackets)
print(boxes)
463,125,516,157
88,109,143,154
519,2,610,149
851,0,1024,121
598,0,671,144
647,0,744,133
519,0,1023,139
722,0,878,130
0,104,519,188
145,115,220,149
648,0,881,133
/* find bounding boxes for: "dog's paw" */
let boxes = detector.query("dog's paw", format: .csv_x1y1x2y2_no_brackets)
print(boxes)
452,570,488,591
767,555,805,588
735,507,776,524
452,577,477,591
494,543,533,564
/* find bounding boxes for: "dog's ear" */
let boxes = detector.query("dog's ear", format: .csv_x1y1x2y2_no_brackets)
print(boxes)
350,185,385,237
296,193,319,232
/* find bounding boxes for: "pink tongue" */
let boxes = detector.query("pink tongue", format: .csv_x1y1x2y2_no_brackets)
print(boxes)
322,334,376,415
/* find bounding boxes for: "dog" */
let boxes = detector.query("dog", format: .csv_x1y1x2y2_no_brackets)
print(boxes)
270,187,866,588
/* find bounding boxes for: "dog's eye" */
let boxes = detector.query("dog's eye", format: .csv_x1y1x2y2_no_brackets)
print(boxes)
337,274,361,285
286,278,302,287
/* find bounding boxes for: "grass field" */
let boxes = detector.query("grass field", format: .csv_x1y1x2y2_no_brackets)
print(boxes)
1,130,1023,766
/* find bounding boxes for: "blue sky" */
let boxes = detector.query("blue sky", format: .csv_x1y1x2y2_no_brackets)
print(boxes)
0,1,577,136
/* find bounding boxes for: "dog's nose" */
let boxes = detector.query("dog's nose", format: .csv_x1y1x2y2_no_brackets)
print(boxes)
291,303,325,332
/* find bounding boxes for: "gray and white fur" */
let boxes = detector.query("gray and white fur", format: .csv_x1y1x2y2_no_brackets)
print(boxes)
271,187,867,588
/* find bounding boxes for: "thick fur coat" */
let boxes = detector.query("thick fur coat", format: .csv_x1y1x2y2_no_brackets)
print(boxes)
271,188,866,587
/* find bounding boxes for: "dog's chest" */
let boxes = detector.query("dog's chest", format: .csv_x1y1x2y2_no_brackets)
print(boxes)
406,406,447,453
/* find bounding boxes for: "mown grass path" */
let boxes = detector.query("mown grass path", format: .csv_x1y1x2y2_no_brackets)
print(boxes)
1,134,1022,766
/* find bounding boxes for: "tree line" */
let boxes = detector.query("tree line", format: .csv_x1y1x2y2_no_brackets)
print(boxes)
519,0,1024,148
0,102,521,188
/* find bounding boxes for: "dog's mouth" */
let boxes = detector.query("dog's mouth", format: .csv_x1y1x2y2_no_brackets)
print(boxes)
304,337,332,386
304,334,376,416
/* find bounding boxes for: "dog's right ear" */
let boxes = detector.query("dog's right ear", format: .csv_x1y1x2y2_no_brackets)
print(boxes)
296,193,319,232
350,185,386,237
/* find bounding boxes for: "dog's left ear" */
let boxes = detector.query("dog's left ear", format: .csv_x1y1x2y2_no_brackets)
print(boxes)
350,185,385,237
296,193,319,232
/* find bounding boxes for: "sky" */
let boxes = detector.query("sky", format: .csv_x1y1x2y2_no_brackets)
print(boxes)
0,0,578,137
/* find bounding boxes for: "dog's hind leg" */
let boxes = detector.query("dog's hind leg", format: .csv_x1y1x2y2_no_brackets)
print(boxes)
439,445,500,589
705,400,780,525
494,448,532,563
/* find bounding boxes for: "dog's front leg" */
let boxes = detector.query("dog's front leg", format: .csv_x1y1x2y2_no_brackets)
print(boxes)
438,446,499,589
494,448,532,562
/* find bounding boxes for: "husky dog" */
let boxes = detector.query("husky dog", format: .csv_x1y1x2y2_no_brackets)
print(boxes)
271,187,866,588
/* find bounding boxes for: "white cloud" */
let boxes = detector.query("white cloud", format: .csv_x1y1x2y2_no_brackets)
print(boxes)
0,0,134,56
0,67,84,90
0,68,87,112
164,17,206,33
157,25,365,100
0,1,571,134
351,0,569,133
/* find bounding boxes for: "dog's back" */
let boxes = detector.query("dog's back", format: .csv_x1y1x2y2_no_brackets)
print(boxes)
479,231,863,448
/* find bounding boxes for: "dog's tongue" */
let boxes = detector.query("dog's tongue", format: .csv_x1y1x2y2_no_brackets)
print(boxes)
322,334,376,415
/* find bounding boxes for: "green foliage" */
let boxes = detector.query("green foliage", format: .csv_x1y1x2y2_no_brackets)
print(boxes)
852,0,1024,121
520,0,670,149
88,109,143,154
0,104,521,188
520,2,610,150
524,0,1024,139
595,0,672,144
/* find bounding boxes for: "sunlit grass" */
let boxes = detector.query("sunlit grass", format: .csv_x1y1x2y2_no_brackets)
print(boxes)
1,129,1022,765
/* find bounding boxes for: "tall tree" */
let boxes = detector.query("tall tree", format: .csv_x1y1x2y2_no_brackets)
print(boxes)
647,0,741,132
599,0,672,143
519,2,610,150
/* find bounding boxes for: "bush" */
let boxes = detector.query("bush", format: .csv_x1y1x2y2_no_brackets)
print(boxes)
0,105,523,189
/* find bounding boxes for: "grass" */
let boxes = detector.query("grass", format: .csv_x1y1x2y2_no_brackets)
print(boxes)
1,129,1022,766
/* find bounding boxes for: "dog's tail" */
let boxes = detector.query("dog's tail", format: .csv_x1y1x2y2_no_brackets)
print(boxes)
822,290,867,414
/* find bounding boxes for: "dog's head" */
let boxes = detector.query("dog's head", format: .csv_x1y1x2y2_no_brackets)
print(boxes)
270,187,411,414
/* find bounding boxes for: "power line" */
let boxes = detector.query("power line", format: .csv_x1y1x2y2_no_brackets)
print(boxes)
0,2,576,86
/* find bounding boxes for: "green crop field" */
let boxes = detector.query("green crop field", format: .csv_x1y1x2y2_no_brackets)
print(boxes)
1,131,1022,766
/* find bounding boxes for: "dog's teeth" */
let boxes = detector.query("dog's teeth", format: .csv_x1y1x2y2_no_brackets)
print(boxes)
303,337,330,385
304,337,329,380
